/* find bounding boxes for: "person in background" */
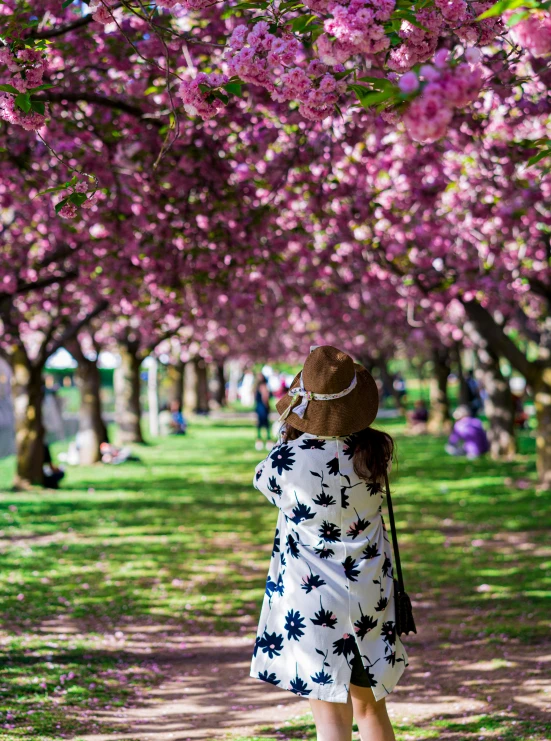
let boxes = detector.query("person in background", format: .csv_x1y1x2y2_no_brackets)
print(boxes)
407,399,429,434
446,405,490,459
254,372,272,450
43,443,65,489
169,399,187,434
465,370,483,416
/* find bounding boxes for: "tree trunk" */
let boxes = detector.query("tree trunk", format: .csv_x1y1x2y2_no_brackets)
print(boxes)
195,357,209,414
475,347,516,461
454,343,471,406
67,338,108,465
214,362,227,407
148,357,159,438
114,344,144,444
227,360,241,404
11,347,44,488
534,370,551,488
377,357,405,413
167,360,185,407
428,347,451,434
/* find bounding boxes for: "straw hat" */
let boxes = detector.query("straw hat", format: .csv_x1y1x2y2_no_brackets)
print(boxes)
276,345,379,437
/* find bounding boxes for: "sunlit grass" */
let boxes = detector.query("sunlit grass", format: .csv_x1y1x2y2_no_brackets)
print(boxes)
0,417,548,739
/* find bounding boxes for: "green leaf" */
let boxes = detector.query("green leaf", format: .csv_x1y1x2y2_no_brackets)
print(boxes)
506,9,530,25
62,0,75,7
0,84,19,94
291,13,319,32
224,81,243,96
55,197,69,214
27,84,55,92
352,88,396,109
527,149,551,166
69,192,87,206
14,92,31,113
477,0,535,20
30,100,45,115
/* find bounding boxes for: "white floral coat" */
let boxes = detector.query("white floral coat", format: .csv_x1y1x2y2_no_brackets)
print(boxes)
250,432,408,703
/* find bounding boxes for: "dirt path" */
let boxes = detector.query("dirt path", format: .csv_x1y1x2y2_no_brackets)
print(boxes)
75,605,550,741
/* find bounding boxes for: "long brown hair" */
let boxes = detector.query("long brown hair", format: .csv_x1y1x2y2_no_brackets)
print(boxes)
282,425,394,482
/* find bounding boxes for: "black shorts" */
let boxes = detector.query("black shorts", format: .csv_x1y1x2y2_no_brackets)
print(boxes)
350,641,373,688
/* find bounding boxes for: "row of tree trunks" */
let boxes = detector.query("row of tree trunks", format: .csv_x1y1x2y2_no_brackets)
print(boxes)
463,299,551,487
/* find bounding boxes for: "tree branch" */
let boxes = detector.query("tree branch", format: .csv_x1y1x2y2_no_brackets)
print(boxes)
41,299,109,366
37,92,163,126
461,299,540,385
29,4,122,40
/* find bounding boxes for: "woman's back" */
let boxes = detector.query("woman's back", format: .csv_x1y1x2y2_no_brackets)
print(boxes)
252,430,407,703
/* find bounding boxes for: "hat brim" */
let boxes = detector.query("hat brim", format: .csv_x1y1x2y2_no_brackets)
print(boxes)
276,363,379,437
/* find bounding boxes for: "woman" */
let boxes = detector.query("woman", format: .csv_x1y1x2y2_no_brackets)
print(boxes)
251,346,408,741
255,372,272,450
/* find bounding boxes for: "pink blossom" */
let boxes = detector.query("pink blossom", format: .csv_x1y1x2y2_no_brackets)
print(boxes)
90,3,114,24
178,72,228,120
398,71,419,94
508,10,551,58
58,202,78,219
403,84,453,143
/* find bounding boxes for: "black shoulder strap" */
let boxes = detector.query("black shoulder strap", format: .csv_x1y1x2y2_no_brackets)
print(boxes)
384,471,405,594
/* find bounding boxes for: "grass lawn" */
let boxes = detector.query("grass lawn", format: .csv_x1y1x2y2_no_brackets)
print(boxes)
0,417,549,740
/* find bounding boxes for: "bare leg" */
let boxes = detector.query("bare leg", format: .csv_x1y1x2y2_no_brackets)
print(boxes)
350,684,396,741
309,696,353,741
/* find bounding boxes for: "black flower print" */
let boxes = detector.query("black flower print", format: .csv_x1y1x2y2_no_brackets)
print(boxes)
361,542,381,560
266,575,277,598
374,596,389,612
253,636,261,657
354,603,378,639
358,663,378,688
346,509,371,539
311,471,336,507
341,488,350,509
301,566,326,593
259,630,284,659
268,477,282,497
280,550,286,568
258,670,280,685
299,439,326,450
381,554,393,578
286,533,300,559
255,466,264,483
270,444,295,475
311,598,338,629
326,457,339,476
385,652,396,667
285,609,306,641
314,545,334,559
366,478,382,496
342,555,360,582
311,669,333,685
289,664,312,696
274,573,285,597
319,520,341,542
381,621,396,646
314,489,336,507
332,633,356,658
272,528,280,557
340,474,363,510
343,435,358,458
290,493,316,525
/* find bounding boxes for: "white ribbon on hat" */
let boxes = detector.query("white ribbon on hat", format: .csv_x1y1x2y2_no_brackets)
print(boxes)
278,372,358,423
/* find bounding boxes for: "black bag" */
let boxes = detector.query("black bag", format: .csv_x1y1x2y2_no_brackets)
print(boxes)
384,472,417,637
